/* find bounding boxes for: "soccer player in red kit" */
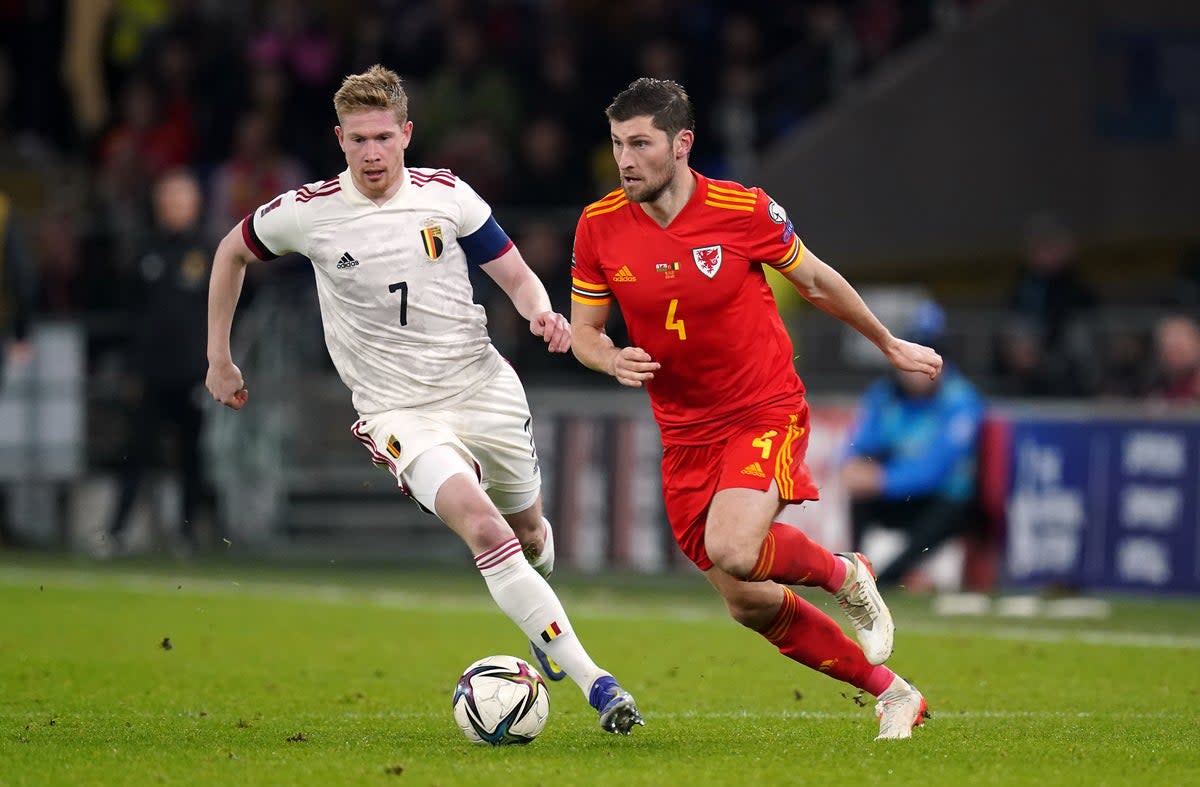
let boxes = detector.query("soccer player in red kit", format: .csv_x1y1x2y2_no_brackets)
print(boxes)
570,78,939,740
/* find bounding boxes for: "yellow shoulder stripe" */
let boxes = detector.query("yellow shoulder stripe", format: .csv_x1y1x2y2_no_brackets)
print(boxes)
585,188,625,210
707,183,756,200
585,197,629,218
705,199,755,213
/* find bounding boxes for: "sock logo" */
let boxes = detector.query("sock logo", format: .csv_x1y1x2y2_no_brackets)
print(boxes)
540,621,562,643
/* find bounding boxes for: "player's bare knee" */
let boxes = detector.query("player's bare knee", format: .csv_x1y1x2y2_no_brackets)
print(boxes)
463,510,514,552
706,542,758,580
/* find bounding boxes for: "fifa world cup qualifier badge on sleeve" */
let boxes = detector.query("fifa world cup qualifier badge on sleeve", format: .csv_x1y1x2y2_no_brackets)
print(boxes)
767,200,796,244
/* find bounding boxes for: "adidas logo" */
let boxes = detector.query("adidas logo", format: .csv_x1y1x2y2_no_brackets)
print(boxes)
740,462,766,478
336,251,359,269
612,265,637,283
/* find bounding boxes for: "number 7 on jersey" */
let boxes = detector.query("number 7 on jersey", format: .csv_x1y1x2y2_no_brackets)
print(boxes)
389,281,408,326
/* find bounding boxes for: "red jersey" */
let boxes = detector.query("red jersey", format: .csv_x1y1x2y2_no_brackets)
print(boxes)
572,170,807,445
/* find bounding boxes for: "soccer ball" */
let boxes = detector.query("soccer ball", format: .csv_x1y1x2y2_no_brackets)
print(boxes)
452,655,550,745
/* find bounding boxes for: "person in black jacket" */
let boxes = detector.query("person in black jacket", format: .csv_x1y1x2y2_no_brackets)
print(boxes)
103,169,213,556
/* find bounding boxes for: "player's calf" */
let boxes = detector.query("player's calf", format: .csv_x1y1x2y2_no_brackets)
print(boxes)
523,517,555,579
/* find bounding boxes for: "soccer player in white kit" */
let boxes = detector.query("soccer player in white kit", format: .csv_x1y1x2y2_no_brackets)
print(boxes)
205,65,643,735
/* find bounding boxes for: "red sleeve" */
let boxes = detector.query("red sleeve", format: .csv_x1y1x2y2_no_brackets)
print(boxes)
744,189,804,274
570,213,612,306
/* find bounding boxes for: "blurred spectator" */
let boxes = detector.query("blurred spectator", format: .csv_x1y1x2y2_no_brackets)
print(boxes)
993,213,1099,397
1147,315,1200,403
0,191,38,547
417,20,521,199
247,0,342,169
138,32,201,166
1094,327,1153,400
764,1,859,137
525,34,593,141
96,75,196,262
97,76,195,189
421,20,520,149
101,169,215,557
636,36,687,83
839,301,987,587
991,315,1088,398
207,109,308,241
248,0,340,95
341,4,409,79
506,116,591,211
139,1,242,166
33,203,96,317
241,64,295,151
1008,212,1096,356
706,14,765,178
709,62,761,179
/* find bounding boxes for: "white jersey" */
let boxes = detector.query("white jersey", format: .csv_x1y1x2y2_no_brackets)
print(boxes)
242,167,510,415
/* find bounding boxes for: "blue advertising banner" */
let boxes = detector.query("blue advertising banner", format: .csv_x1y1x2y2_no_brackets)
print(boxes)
1005,418,1200,593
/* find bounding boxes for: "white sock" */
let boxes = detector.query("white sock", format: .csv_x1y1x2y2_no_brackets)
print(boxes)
475,538,605,700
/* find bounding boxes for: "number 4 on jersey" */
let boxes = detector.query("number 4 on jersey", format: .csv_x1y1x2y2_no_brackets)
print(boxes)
665,298,687,340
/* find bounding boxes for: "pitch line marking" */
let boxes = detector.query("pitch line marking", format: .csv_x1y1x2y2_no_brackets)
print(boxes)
2,566,1198,650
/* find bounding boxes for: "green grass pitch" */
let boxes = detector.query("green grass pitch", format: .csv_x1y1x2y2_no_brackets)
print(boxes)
1,555,1197,786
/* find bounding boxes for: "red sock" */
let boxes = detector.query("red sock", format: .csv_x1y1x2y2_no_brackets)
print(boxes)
760,587,894,697
748,523,846,592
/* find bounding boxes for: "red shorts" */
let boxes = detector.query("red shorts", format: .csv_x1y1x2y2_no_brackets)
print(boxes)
661,402,820,570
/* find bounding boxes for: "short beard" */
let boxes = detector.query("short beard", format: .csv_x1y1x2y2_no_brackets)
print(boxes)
623,161,673,204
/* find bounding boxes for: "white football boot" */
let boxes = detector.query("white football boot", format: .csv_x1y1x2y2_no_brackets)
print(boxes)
833,552,895,665
874,676,929,740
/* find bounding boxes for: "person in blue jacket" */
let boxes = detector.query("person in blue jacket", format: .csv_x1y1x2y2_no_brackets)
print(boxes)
839,300,986,587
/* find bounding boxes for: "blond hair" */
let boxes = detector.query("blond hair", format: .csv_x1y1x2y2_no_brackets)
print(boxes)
333,64,408,125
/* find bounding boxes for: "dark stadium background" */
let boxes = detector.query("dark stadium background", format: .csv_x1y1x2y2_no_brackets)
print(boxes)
0,0,1198,596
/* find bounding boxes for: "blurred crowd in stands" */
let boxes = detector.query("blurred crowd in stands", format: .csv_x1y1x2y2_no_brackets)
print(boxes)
1,0,1197,418
991,214,1200,404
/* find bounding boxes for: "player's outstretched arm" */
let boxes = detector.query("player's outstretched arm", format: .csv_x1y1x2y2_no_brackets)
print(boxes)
480,247,571,353
785,247,943,379
570,301,660,388
206,224,256,410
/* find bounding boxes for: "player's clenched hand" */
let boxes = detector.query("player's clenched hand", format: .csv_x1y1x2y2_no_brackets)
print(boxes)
530,311,572,353
610,347,660,388
206,361,250,410
883,338,943,379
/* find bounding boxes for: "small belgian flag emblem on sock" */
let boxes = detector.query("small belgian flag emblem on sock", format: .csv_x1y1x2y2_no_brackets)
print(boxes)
540,621,562,643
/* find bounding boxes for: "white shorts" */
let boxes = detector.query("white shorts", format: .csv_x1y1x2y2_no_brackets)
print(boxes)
350,364,541,515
